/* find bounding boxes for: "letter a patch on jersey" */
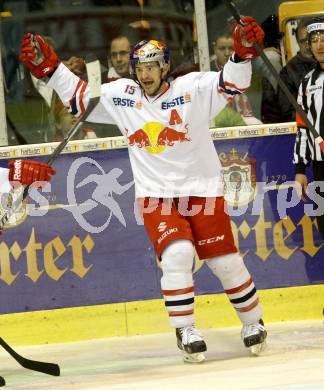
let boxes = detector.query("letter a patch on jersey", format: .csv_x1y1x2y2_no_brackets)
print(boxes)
169,109,182,125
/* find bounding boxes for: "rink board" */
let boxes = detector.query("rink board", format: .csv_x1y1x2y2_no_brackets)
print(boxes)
0,123,323,342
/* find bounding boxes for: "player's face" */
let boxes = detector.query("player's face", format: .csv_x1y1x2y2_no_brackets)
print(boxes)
310,31,324,67
213,37,234,68
135,62,163,96
110,37,131,77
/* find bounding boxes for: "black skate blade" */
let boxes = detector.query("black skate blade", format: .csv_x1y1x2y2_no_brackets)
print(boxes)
178,340,207,354
244,330,267,348
187,340,207,354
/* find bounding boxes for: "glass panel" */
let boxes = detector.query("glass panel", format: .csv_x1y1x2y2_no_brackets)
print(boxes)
2,0,195,144
206,0,284,127
2,0,322,145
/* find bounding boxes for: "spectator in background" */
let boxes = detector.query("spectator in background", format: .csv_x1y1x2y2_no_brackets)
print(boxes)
60,34,133,140
94,34,133,138
63,55,86,78
278,19,316,122
211,31,262,128
107,35,131,82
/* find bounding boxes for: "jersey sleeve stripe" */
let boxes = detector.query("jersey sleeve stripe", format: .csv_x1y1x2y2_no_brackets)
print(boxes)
218,71,247,97
69,96,78,115
69,79,84,116
78,81,88,115
223,81,247,93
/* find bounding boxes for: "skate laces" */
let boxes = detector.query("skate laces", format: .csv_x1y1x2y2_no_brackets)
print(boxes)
179,326,203,345
242,321,265,338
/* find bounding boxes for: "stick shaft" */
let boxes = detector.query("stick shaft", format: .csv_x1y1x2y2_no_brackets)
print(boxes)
224,0,324,149
46,96,99,166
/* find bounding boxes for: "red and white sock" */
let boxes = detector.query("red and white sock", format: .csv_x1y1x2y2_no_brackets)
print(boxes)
160,240,195,328
206,252,262,324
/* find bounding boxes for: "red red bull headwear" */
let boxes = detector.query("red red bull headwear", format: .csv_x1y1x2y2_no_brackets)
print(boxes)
130,39,170,75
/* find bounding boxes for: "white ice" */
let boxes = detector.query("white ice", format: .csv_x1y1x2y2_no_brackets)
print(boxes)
1,320,324,389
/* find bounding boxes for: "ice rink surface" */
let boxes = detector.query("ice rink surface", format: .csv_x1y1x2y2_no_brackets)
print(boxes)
1,320,324,390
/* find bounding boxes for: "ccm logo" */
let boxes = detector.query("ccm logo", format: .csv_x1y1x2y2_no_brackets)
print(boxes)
198,235,224,246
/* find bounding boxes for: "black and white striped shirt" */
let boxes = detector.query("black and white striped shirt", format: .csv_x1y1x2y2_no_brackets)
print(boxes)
293,65,324,173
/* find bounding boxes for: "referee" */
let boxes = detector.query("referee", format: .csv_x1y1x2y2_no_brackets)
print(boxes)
294,16,324,239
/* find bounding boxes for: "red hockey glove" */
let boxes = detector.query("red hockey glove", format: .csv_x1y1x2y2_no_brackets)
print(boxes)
8,160,56,188
233,16,265,60
19,33,61,79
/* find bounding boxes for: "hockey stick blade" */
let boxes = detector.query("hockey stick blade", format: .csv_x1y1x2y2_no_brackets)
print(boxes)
0,338,60,376
223,0,324,150
0,57,101,229
0,376,5,387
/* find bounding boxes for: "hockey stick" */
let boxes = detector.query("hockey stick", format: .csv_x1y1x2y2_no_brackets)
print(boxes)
0,337,60,376
0,376,5,387
0,56,101,229
6,114,28,145
224,0,324,152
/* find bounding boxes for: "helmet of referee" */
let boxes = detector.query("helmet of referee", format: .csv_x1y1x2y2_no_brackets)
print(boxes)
306,16,324,44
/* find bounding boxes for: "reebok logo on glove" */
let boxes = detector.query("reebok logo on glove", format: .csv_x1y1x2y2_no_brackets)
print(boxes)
12,160,22,181
42,66,52,75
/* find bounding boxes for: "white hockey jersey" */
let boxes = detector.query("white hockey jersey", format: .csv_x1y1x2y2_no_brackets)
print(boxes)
48,57,252,198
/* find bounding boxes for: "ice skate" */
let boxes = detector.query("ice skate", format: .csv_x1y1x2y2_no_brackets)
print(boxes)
241,319,267,356
176,325,207,363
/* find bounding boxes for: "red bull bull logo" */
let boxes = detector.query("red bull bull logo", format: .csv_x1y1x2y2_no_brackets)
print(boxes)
126,122,191,154
157,126,190,146
126,128,151,148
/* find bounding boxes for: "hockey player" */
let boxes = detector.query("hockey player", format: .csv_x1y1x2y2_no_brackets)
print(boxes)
294,17,324,240
19,16,266,363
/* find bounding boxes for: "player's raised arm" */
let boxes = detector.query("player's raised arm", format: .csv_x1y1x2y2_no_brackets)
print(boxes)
19,33,106,122
215,16,264,101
